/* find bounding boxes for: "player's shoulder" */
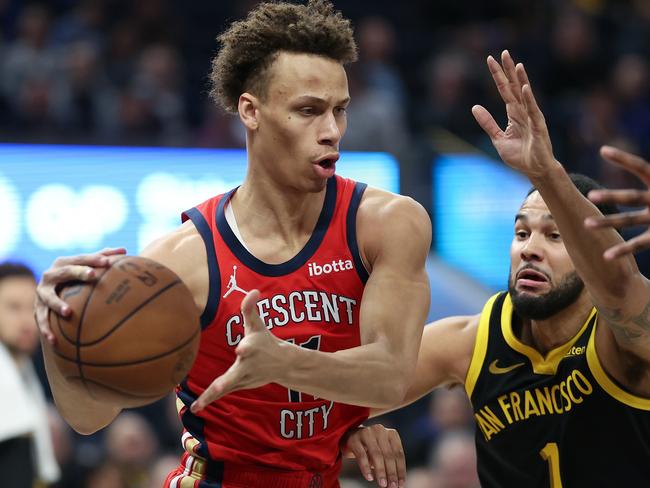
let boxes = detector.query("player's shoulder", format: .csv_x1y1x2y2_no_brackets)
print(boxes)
358,186,429,225
356,186,431,261
140,220,206,273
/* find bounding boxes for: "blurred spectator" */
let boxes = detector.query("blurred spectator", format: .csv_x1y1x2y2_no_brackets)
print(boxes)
0,262,60,487
1,5,59,133
404,386,474,468
356,16,406,106
104,411,159,488
343,62,410,155
50,0,106,50
429,430,480,488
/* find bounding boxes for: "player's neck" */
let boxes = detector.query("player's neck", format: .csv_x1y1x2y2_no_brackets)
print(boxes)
233,175,326,244
520,292,593,355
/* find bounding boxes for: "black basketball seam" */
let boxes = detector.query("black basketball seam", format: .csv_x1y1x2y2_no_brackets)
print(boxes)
53,309,77,346
75,266,114,399
80,278,183,347
51,326,199,366
63,376,165,399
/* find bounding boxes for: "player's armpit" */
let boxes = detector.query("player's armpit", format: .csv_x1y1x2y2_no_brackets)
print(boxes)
140,219,208,315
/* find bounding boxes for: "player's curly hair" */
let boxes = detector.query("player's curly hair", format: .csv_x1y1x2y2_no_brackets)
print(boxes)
209,0,358,113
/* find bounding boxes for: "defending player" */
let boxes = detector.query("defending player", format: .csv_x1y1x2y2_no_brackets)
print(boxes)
34,2,429,487
371,51,650,487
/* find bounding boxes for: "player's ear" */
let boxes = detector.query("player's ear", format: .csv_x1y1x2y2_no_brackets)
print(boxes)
239,93,259,131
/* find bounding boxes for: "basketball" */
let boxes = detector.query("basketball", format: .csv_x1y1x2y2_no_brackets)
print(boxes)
49,256,201,408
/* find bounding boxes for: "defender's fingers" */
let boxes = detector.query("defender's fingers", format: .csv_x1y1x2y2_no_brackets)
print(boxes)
588,189,650,208
487,55,518,104
501,50,522,103
603,232,650,260
387,430,407,488
373,427,399,488
521,83,546,132
472,105,503,140
343,434,375,482
362,431,388,488
584,210,650,230
515,62,531,88
600,146,650,185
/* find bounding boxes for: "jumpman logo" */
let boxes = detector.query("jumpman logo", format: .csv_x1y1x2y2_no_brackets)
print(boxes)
223,265,249,298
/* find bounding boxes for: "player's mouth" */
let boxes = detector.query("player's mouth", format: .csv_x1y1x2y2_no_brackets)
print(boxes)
312,154,339,178
516,267,550,292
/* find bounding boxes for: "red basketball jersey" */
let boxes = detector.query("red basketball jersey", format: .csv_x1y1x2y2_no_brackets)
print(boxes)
177,175,370,473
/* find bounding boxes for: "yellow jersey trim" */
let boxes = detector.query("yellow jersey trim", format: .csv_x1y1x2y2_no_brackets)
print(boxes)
586,319,650,410
501,294,597,375
465,293,500,399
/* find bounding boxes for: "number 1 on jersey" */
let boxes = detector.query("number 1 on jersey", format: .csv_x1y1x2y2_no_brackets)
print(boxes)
286,335,321,402
540,442,563,488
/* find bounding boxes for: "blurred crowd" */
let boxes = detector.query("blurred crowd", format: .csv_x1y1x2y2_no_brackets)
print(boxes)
0,0,648,487
0,0,648,184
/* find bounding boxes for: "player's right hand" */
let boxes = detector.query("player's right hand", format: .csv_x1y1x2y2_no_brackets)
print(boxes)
585,146,650,259
35,247,126,343
342,423,406,488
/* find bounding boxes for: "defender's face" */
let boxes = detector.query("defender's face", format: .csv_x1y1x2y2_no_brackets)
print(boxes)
0,276,38,356
509,191,577,298
254,52,350,192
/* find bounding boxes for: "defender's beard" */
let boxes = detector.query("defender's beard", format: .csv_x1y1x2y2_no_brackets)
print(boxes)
509,269,585,320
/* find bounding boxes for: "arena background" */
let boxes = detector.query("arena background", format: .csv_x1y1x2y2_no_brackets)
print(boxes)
0,1,648,487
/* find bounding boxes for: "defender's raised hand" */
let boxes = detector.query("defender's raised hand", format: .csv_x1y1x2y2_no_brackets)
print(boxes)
191,289,286,412
585,146,650,259
472,50,558,179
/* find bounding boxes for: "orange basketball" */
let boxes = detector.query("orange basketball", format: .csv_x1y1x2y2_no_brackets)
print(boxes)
49,256,200,408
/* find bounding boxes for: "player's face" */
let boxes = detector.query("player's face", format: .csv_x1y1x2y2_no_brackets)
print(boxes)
508,191,585,320
0,276,39,356
252,52,350,192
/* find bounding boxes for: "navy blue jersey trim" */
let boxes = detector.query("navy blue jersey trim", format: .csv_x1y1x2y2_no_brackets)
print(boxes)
178,380,211,461
183,207,220,329
215,177,338,277
346,182,369,283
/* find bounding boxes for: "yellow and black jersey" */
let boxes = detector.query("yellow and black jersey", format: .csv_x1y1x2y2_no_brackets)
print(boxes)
465,292,650,488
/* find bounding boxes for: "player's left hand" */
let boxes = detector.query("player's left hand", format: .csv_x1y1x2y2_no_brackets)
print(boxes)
472,50,558,180
342,424,406,488
585,146,650,259
191,289,286,412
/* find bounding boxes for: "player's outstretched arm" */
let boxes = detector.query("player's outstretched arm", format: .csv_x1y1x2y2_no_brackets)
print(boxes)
36,247,126,434
370,314,478,418
474,50,650,369
342,424,407,488
585,146,650,259
193,192,431,410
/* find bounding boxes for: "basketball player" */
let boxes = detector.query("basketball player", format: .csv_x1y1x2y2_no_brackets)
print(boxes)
370,51,650,487
34,2,430,487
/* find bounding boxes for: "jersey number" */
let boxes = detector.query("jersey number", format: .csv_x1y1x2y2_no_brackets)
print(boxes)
540,442,563,488
285,335,321,402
